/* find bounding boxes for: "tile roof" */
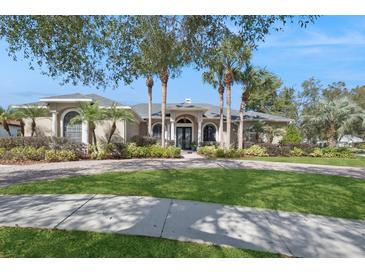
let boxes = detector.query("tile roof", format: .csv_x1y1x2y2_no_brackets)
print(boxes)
16,93,124,108
132,103,292,122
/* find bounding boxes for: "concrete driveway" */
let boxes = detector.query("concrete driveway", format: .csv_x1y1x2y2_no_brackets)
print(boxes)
1,158,364,188
0,194,364,257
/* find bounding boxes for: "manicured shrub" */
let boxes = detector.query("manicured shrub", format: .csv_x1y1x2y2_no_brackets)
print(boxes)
0,148,5,159
321,147,354,158
224,148,239,158
45,150,77,162
163,146,181,158
216,148,226,158
197,146,217,158
260,143,291,156
290,147,305,157
0,137,87,158
199,141,218,147
126,143,180,159
130,135,158,147
281,125,302,145
243,145,268,157
309,147,323,157
9,146,46,161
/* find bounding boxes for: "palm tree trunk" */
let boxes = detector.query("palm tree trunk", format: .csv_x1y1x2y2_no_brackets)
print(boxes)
2,120,11,136
160,68,168,148
225,72,233,149
93,130,98,148
19,119,25,136
218,85,224,148
146,77,154,137
89,123,98,151
107,122,116,144
328,123,337,147
31,119,36,137
238,97,245,149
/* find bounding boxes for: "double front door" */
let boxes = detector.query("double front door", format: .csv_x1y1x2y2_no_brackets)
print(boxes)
176,127,192,150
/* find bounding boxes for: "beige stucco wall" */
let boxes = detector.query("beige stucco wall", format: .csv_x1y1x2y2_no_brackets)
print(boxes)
24,117,52,137
126,120,140,141
94,120,126,143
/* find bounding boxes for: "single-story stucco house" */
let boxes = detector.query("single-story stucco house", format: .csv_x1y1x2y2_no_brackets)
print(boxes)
13,93,292,149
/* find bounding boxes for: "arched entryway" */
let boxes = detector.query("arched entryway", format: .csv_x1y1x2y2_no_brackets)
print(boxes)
176,117,193,150
63,111,82,143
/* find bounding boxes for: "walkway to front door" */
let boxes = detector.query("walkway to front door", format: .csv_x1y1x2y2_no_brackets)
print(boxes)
176,127,192,150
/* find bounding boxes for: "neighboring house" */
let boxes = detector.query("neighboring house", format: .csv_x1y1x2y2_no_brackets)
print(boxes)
0,120,20,137
13,93,292,149
338,135,365,147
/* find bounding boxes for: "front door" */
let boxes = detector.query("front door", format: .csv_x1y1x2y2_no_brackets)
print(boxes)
176,127,192,150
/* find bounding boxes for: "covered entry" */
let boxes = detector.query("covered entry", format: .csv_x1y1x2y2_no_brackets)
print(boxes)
176,117,193,150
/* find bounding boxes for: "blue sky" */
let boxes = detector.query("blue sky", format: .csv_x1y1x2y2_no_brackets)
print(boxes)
1,15,365,110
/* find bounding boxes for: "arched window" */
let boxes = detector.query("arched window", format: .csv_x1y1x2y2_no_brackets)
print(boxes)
203,124,216,142
177,118,192,124
63,111,81,143
152,123,162,138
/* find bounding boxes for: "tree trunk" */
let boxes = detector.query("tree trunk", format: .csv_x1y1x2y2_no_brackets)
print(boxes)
160,68,168,148
19,119,25,136
328,123,337,147
224,71,233,149
107,122,116,144
146,77,154,137
90,123,98,151
238,97,245,149
31,119,36,137
2,120,11,136
218,85,224,148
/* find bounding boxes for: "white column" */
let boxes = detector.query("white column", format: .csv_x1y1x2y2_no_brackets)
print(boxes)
170,119,175,141
197,115,203,145
81,121,89,144
51,111,58,137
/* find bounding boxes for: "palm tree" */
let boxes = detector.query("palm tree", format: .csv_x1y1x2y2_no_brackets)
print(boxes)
134,16,189,147
70,102,103,147
146,75,154,137
10,109,25,136
218,35,251,148
237,67,281,148
0,107,12,136
251,121,266,143
202,62,225,147
12,106,49,136
103,103,135,143
301,97,365,147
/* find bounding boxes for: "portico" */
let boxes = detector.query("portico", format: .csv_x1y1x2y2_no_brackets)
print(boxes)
150,100,221,149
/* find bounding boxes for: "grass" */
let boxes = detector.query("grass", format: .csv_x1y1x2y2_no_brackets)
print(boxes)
0,227,279,258
239,156,365,167
1,168,364,219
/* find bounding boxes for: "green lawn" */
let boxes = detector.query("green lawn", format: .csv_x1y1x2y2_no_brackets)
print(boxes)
240,156,365,167
0,227,279,258
1,168,364,219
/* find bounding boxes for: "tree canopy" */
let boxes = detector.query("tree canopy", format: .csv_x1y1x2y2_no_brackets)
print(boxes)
0,15,318,90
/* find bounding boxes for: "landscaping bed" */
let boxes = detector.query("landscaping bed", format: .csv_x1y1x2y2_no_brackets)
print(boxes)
1,168,364,220
197,144,365,167
0,136,181,164
0,227,279,258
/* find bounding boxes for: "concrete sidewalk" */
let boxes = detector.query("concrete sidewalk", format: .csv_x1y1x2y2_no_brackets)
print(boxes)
0,194,364,257
1,158,364,188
